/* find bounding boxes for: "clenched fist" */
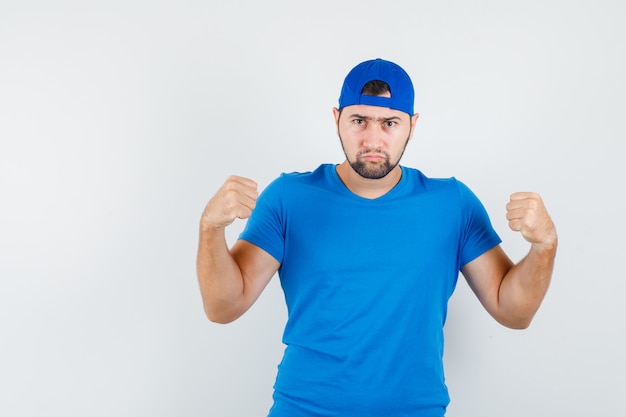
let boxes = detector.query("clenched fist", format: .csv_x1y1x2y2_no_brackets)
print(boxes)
506,192,557,250
201,175,259,230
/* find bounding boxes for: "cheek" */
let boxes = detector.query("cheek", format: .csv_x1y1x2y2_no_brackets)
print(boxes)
338,125,360,142
341,123,361,135
338,133,361,153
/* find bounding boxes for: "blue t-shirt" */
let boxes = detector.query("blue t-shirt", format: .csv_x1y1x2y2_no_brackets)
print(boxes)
239,164,501,417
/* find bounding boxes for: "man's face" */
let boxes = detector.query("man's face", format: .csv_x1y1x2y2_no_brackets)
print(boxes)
333,104,419,179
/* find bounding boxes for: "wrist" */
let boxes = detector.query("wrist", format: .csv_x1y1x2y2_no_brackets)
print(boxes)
531,232,558,253
199,217,227,235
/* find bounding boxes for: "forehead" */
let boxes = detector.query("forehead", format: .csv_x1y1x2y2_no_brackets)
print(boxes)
341,104,409,120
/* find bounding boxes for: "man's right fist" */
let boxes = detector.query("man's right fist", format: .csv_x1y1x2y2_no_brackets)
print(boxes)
200,175,259,230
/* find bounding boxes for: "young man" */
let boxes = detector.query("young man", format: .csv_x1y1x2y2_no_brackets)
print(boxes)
197,58,557,417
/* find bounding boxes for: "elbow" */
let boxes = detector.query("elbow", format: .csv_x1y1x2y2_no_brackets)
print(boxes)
497,313,534,330
203,303,242,324
205,312,234,325
506,320,532,330
492,299,543,329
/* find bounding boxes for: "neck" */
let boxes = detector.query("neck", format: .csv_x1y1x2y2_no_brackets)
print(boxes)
335,161,402,199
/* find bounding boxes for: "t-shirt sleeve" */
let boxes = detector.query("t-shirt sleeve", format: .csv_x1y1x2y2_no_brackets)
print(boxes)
238,175,285,264
456,180,502,268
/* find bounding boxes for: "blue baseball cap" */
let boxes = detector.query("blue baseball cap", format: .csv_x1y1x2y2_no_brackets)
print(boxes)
338,58,415,116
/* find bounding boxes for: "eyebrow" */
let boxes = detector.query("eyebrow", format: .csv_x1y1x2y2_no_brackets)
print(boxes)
348,113,402,122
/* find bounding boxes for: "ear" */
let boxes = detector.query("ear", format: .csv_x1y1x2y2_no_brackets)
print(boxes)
408,113,420,140
332,107,342,136
332,107,341,127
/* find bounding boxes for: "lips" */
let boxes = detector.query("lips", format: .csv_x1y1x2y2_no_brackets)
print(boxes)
358,152,387,162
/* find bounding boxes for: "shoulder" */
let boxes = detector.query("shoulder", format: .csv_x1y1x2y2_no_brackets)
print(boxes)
258,164,336,202
400,166,467,195
278,164,333,183
398,167,488,213
265,164,337,192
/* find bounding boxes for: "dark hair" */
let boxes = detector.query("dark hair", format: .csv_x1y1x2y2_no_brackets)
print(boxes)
361,80,391,96
337,79,393,119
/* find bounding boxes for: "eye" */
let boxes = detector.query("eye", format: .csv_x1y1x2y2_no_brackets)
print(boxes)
384,120,397,128
353,118,365,126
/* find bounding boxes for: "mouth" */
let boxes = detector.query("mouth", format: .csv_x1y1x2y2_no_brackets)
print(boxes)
358,152,387,162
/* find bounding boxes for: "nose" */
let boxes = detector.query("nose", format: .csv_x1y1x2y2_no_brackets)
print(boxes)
362,123,384,148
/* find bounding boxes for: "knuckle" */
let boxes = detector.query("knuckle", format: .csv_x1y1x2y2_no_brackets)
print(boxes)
223,180,237,191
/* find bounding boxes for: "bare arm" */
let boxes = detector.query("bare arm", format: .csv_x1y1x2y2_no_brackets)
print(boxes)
196,176,280,324
462,192,557,329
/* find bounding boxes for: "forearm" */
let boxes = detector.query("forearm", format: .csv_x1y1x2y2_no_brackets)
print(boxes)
498,240,557,328
196,226,245,323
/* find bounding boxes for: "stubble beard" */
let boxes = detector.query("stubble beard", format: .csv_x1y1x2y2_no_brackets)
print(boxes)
340,135,411,180
350,152,395,179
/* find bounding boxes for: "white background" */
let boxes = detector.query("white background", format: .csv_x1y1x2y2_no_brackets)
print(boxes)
1,1,624,416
